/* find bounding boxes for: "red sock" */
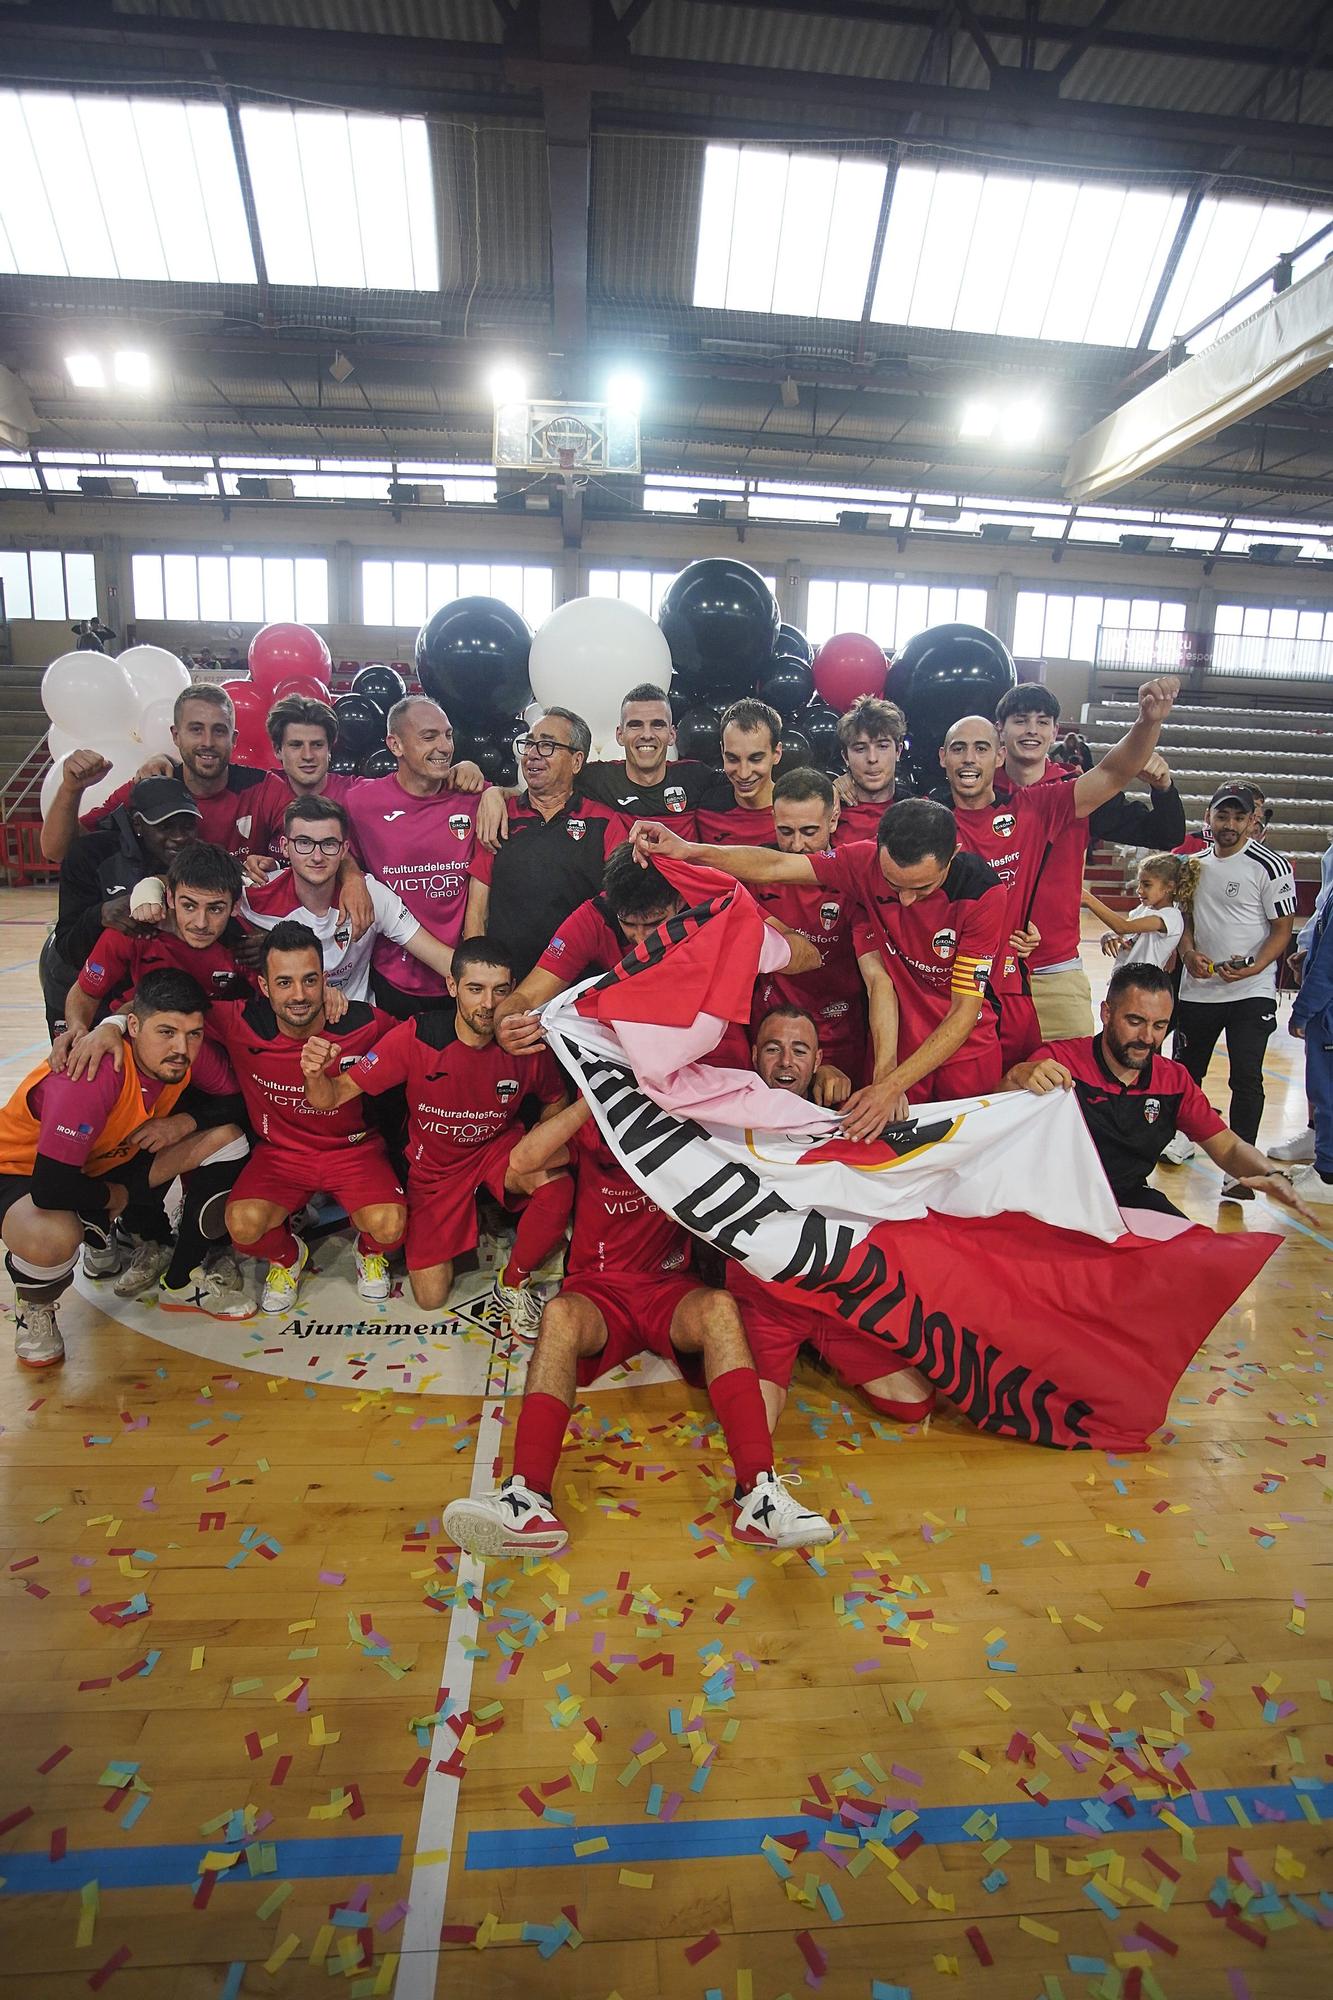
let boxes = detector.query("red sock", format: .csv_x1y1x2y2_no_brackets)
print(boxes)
504,1174,573,1286
708,1367,773,1492
511,1392,570,1498
357,1224,403,1255
247,1222,298,1267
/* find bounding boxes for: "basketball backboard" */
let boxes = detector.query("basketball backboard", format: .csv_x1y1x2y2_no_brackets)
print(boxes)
493,398,642,475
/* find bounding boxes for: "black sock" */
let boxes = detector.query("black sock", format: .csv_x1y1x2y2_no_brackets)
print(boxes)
164,1154,246,1290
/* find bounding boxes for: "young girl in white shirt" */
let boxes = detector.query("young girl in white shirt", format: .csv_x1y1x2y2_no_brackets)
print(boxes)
1083,852,1199,972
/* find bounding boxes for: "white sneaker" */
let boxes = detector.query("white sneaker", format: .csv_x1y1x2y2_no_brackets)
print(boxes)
1160,1132,1196,1165
732,1470,836,1550
1288,1166,1333,1205
82,1223,129,1279
15,1302,64,1368
1270,1130,1316,1165
445,1475,569,1558
206,1249,245,1291
160,1266,258,1320
355,1249,391,1300
262,1239,309,1314
113,1239,172,1299
491,1275,545,1344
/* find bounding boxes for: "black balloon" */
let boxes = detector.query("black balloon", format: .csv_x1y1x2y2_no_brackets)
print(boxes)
779,726,813,771
332,693,386,759
352,662,407,713
777,622,813,666
669,682,692,724
802,700,843,770
359,747,397,778
329,751,360,776
658,558,779,701
894,622,1016,780
674,703,724,767
472,739,513,785
416,595,533,730
759,658,814,720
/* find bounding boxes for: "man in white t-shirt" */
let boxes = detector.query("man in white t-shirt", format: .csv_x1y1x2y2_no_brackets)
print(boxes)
1173,782,1297,1197
240,796,456,1001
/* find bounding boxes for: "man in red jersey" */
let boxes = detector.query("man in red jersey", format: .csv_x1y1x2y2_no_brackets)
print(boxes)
749,767,867,1082
938,677,1179,1066
726,1002,935,1427
629,799,1008,1137
833,695,912,845
346,695,498,1019
575,682,712,831
992,683,1186,1038
441,1092,835,1559
694,698,785,845
299,939,572,1336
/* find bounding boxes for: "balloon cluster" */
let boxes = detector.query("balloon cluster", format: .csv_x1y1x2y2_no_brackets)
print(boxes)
223,623,334,770
40,643,196,819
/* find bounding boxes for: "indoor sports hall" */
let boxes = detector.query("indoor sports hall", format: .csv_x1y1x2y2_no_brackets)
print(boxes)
0,5,1330,1998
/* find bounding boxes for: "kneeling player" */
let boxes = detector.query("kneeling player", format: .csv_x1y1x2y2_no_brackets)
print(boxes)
443,1095,835,1557
728,1004,936,1429
301,939,572,1335
0,971,251,1365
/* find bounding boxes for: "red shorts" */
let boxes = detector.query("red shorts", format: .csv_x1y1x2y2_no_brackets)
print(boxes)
727,1262,893,1390
231,1137,405,1219
565,1271,707,1387
906,1039,1003,1105
996,990,1041,1070
404,1130,522,1272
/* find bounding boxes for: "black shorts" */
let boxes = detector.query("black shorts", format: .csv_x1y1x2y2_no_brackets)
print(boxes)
0,1174,31,1230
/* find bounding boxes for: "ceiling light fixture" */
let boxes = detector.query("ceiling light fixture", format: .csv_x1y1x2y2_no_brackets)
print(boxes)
606,369,645,412
489,364,527,406
113,350,152,389
958,400,996,440
65,353,105,389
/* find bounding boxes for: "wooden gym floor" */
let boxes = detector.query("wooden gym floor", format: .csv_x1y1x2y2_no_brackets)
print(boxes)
0,883,1328,1999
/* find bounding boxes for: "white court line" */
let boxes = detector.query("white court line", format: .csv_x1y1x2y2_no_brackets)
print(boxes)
393,1328,514,2000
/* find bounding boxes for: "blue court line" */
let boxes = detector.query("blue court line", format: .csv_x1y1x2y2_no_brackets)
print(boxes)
0,958,39,975
0,1833,401,1895
464,1781,1333,1872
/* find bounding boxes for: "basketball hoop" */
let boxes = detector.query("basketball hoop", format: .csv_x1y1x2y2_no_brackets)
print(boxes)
493,397,642,476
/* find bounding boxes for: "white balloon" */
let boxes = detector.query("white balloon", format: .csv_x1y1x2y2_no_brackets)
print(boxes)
528,598,672,750
46,724,82,762
119,644,191,712
39,738,140,820
135,696,178,760
42,650,137,737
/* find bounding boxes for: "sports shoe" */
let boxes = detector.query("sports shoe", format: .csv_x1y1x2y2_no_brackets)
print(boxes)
444,1475,569,1558
491,1275,545,1343
733,1470,836,1550
1270,1130,1316,1165
355,1249,391,1301
160,1266,258,1319
15,1302,64,1369
1160,1132,1196,1165
1219,1179,1254,1202
262,1239,309,1314
82,1222,130,1279
113,1239,172,1299
206,1249,245,1292
1288,1166,1333,1205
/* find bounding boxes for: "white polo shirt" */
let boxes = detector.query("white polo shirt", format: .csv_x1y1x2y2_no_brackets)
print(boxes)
1178,839,1297,1006
240,869,421,1002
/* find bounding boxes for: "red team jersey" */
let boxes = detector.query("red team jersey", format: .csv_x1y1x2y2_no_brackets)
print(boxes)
694,784,780,847
77,925,251,1008
85,766,270,858
349,1017,565,1177
249,770,363,859
536,896,625,982
206,997,393,1150
749,875,867,1077
567,1120,693,1277
991,764,1090,969
834,797,896,846
345,774,479,996
951,781,1079,993
810,841,1006,1077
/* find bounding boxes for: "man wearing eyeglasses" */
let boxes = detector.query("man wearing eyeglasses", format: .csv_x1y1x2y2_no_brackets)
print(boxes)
241,796,458,1003
464,708,632,980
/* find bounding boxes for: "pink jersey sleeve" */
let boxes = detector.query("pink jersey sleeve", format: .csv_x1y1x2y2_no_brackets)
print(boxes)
34,1066,122,1166
77,928,136,1000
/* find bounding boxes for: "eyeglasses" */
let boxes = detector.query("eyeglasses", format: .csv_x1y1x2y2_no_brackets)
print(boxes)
288,833,346,857
519,734,575,758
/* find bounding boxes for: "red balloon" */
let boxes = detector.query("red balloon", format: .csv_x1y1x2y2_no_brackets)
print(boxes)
268,673,333,706
248,623,332,696
812,632,888,711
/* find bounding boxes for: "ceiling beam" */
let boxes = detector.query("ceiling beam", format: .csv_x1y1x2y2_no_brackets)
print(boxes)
534,2,595,365
1051,0,1126,88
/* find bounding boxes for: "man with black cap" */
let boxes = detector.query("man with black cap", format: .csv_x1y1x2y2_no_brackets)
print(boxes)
42,776,203,1036
1171,782,1297,1196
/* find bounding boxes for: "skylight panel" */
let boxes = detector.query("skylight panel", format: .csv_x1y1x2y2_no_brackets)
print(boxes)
0,91,255,282
871,164,1184,346
1148,194,1333,350
693,144,886,318
239,106,439,289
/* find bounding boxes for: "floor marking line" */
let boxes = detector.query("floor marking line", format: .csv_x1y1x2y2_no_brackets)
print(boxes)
392,1325,513,2000
463,1780,1333,1872
0,1833,401,1894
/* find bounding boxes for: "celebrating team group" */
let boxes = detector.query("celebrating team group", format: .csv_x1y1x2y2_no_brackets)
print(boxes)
1,663,1320,1557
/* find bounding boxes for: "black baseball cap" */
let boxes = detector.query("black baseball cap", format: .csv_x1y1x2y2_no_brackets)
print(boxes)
129,776,202,825
1208,782,1257,812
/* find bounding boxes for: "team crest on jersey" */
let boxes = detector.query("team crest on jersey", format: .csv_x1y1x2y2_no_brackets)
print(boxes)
1144,1097,1160,1124
664,785,687,813
566,818,586,841
819,899,841,931
448,813,471,840
495,1077,520,1104
236,814,252,840
991,811,1016,838
932,926,958,959
1225,879,1239,897
333,923,351,950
